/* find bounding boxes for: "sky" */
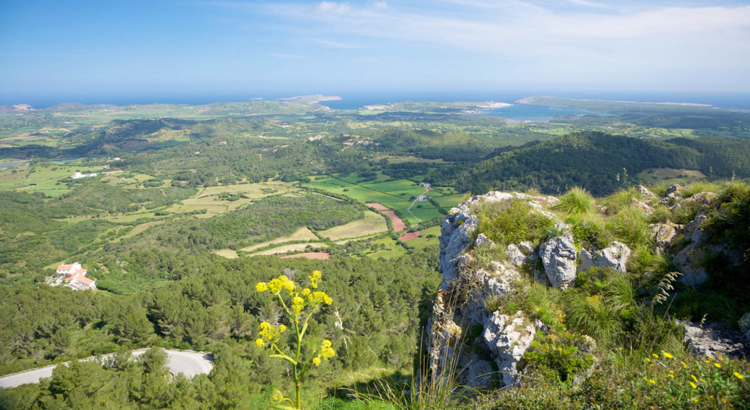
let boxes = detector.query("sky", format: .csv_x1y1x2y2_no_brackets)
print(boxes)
1,0,750,104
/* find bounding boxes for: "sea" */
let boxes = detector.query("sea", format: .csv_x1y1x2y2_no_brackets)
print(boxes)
5,91,750,123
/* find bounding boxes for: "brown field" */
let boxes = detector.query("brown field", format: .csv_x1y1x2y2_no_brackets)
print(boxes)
279,252,331,260
366,202,389,211
367,203,406,231
399,231,421,241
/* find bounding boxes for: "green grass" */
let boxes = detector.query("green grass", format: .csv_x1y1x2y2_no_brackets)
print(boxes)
555,187,595,215
304,176,453,225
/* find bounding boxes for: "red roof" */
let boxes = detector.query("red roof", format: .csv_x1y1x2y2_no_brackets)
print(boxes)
75,276,94,285
57,264,74,270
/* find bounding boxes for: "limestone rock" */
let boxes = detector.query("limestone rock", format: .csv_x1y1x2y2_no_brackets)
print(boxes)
519,241,534,255
578,241,631,274
475,233,494,248
674,215,709,286
681,320,749,359
482,311,538,387
637,185,655,198
539,236,577,289
649,222,681,254
506,244,527,268
665,184,683,197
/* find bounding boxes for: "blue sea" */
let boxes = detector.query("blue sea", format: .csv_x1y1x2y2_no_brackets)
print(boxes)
5,91,750,122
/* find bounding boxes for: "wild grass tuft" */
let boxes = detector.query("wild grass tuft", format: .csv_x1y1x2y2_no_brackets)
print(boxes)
473,199,554,247
607,207,652,249
601,187,642,215
555,187,595,216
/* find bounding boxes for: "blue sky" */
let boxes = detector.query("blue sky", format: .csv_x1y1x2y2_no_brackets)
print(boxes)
1,0,750,103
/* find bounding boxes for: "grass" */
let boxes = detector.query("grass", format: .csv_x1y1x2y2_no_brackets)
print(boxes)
555,187,595,215
249,242,329,256
636,168,706,185
240,227,319,252
317,211,388,240
212,249,239,259
473,198,554,247
304,176,454,225
606,206,652,248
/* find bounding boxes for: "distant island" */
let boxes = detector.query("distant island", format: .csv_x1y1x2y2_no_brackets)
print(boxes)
278,95,342,104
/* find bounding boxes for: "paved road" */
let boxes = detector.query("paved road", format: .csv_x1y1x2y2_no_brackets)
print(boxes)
0,349,213,389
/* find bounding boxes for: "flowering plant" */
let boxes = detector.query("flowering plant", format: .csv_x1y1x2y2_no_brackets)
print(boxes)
255,270,335,409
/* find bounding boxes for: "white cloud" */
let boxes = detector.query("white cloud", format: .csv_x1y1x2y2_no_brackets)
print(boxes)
270,53,310,59
315,38,361,49
317,1,350,14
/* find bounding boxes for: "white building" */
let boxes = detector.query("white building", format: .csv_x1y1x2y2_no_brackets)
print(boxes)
71,172,98,179
50,263,96,290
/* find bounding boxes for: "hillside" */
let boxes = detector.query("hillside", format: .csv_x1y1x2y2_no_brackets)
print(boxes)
432,132,750,195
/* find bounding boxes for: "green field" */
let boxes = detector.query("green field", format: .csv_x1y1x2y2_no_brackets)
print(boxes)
305,175,455,225
636,168,706,185
0,162,105,196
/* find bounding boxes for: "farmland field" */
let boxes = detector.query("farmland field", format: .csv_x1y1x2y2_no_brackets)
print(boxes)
239,227,319,253
304,175,454,225
636,168,706,185
249,242,329,256
317,210,387,240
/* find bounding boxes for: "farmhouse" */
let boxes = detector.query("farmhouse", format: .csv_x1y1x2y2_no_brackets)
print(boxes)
416,195,427,201
71,172,98,179
50,263,96,290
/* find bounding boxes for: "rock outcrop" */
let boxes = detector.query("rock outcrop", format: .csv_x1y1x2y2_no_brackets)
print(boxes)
482,311,541,387
539,236,577,289
429,191,559,388
578,241,631,274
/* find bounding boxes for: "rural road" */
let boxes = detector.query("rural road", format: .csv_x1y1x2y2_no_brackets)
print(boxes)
0,349,213,389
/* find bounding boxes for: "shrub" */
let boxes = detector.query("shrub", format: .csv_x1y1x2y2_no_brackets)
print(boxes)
569,216,612,249
520,331,595,383
555,187,595,216
474,199,554,247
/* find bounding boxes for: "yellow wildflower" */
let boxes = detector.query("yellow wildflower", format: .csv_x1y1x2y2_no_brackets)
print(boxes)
652,353,659,359
714,362,721,368
690,382,697,389
693,398,700,403
647,379,655,384
646,358,651,363
272,390,284,402
309,270,322,288
292,296,305,315
255,339,265,348
278,324,287,333
691,374,698,382
256,282,268,292
302,288,311,296
668,374,674,378
681,361,688,368
734,372,744,380
268,278,283,293
313,357,321,366
663,352,674,359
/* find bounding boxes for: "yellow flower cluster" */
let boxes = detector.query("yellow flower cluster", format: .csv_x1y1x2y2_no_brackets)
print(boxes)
312,339,336,366
255,321,287,348
309,270,322,289
256,275,296,295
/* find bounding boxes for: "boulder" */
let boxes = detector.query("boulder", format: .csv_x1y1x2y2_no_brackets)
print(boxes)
506,244,527,268
665,184,683,196
578,241,631,274
482,311,538,387
539,236,577,289
681,320,749,359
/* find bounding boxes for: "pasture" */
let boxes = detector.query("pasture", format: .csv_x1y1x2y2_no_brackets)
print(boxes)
304,175,455,225
317,211,387,240
636,168,706,185
239,227,319,253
